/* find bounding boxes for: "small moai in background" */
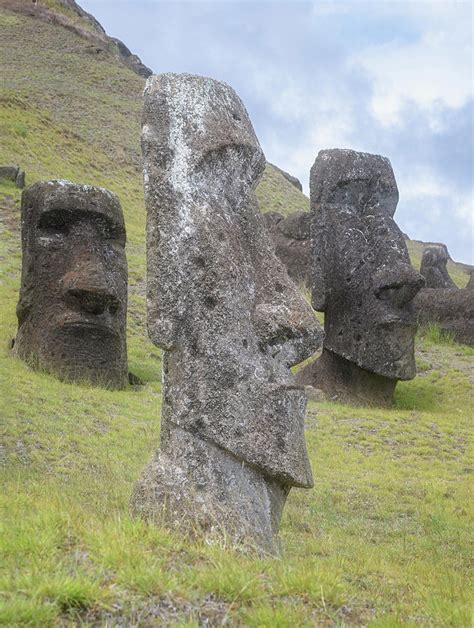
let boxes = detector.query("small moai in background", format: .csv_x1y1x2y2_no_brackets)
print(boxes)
14,180,128,388
296,149,424,406
420,244,457,289
131,73,323,553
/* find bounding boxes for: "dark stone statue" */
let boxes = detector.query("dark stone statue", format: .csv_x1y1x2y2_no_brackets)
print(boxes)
263,210,311,286
296,149,424,406
131,73,323,552
14,180,128,388
420,244,457,289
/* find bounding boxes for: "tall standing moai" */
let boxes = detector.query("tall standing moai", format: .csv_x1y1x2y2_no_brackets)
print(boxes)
420,244,457,289
14,181,128,389
131,73,323,552
296,149,424,406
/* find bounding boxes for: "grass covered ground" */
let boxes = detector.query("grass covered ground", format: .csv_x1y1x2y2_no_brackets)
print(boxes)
1,4,473,626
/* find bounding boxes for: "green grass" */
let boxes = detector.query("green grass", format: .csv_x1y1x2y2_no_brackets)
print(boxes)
0,5,473,626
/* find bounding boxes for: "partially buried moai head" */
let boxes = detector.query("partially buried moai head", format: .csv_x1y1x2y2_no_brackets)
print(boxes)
15,180,128,388
310,149,424,380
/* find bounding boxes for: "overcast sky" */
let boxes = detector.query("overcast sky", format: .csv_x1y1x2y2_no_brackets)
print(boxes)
80,0,473,264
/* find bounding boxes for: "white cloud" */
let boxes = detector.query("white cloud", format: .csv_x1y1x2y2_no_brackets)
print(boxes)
352,3,473,126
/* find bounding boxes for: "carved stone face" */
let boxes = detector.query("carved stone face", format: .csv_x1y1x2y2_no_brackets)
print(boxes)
142,73,322,485
133,74,323,550
15,181,128,388
310,149,424,380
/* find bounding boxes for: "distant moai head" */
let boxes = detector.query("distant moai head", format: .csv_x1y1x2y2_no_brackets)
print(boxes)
310,149,424,381
134,73,323,551
420,244,457,289
15,181,128,388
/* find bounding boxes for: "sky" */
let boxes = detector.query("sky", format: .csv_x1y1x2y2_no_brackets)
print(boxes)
80,0,473,264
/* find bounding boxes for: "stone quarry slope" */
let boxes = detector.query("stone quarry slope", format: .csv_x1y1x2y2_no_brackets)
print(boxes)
0,0,469,287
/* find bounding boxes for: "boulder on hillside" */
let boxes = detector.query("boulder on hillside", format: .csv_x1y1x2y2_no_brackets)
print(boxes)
414,288,474,346
263,210,311,286
0,165,25,188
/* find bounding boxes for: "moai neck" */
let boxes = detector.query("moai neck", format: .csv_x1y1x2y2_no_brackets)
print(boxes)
301,348,398,407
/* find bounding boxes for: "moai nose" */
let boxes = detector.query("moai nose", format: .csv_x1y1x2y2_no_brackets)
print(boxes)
374,264,425,308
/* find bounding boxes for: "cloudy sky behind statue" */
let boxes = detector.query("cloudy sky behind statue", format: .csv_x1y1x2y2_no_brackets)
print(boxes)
81,0,473,264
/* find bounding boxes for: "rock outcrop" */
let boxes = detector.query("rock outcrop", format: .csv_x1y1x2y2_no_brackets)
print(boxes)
414,288,474,346
0,165,25,188
3,0,152,78
14,180,128,388
263,210,311,286
131,73,323,552
296,149,424,406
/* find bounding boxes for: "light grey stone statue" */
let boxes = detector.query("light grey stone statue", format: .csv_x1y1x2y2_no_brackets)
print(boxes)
131,73,323,552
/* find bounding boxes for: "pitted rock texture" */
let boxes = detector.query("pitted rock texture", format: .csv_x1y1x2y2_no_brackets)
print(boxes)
14,180,128,388
414,288,474,346
295,149,424,406
420,244,457,289
263,211,311,286
131,73,323,553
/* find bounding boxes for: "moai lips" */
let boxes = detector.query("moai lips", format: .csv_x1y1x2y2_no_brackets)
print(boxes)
131,73,323,552
296,149,424,405
14,181,128,388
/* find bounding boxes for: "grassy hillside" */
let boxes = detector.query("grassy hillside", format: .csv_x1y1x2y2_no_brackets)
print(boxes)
1,4,472,626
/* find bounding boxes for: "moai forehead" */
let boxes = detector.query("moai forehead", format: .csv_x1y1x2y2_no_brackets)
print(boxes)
142,73,264,202
142,73,266,349
22,180,125,228
311,149,399,217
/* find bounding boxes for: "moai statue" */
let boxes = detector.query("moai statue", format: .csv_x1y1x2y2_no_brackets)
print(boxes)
420,244,457,289
131,73,323,553
14,181,128,388
296,149,424,406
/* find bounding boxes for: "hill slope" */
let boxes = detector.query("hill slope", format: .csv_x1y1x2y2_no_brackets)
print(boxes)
0,3,472,625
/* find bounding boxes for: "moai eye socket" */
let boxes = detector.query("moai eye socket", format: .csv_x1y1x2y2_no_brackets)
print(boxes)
38,210,71,235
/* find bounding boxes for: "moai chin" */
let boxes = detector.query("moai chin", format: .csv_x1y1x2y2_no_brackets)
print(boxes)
295,149,424,406
131,73,324,553
420,244,457,289
14,180,128,389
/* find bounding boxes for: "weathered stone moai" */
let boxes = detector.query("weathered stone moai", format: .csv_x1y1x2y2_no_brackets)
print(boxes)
263,210,311,286
296,149,424,406
131,73,323,552
420,244,457,289
15,180,128,388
